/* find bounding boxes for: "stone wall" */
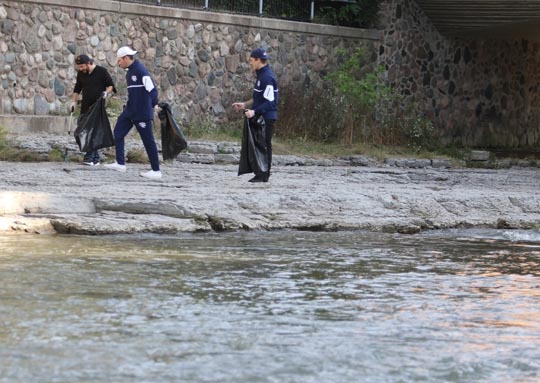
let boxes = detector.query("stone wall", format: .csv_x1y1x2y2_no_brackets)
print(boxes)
379,0,540,147
4,0,537,148
0,0,379,125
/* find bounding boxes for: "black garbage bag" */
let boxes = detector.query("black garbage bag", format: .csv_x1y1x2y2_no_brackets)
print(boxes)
74,98,114,152
158,102,188,160
238,115,269,176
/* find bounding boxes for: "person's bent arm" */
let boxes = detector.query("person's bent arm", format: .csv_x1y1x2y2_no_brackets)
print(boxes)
232,98,253,111
70,92,79,113
102,86,114,98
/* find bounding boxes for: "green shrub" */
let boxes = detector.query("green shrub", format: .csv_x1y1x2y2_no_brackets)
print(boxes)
314,0,380,28
47,146,65,162
0,125,8,152
326,48,440,151
405,115,436,153
184,114,217,139
276,84,347,143
183,114,243,142
127,149,148,164
325,48,399,145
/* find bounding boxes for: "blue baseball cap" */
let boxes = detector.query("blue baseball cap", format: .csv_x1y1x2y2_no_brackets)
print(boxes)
250,48,268,60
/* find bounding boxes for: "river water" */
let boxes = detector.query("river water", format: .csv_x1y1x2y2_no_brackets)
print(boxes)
1,229,539,383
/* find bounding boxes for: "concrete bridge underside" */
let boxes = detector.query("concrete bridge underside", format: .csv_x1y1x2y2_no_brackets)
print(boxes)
416,0,540,40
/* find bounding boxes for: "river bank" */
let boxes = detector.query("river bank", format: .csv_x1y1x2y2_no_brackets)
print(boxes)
2,132,540,235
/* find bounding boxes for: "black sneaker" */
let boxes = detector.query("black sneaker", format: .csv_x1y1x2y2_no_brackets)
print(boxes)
249,176,269,183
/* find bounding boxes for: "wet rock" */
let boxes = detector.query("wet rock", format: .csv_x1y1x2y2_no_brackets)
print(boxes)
51,212,211,235
0,191,96,215
5,135,540,236
214,153,239,164
274,155,306,166
431,158,453,168
348,155,377,166
175,153,215,164
0,216,55,234
470,150,490,161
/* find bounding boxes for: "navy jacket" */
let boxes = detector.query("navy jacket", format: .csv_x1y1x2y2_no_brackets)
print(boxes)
121,60,158,121
252,65,278,121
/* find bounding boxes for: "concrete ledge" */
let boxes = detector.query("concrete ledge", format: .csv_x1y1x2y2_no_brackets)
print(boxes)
0,115,71,135
22,0,120,12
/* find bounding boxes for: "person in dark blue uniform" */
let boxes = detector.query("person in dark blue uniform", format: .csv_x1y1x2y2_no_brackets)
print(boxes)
233,48,279,183
70,54,115,166
104,46,162,180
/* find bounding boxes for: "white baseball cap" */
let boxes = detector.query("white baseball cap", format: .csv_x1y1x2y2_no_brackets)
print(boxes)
117,46,137,58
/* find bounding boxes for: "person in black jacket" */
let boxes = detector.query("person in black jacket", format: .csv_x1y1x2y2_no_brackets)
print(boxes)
233,48,279,182
70,54,115,166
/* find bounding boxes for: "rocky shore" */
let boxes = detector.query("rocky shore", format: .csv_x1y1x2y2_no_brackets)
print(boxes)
2,133,540,235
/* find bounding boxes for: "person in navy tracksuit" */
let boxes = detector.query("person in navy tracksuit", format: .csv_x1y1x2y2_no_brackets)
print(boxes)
104,46,162,179
233,48,279,183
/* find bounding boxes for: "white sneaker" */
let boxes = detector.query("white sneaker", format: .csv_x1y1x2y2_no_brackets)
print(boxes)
140,170,162,179
104,162,127,172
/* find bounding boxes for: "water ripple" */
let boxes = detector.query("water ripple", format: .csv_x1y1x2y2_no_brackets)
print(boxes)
1,230,540,382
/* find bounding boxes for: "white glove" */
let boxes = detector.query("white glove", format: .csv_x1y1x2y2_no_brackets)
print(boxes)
69,102,76,113
102,91,108,99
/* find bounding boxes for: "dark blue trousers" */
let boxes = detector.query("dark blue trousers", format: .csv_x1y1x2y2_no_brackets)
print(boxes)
113,114,160,171
83,150,100,164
